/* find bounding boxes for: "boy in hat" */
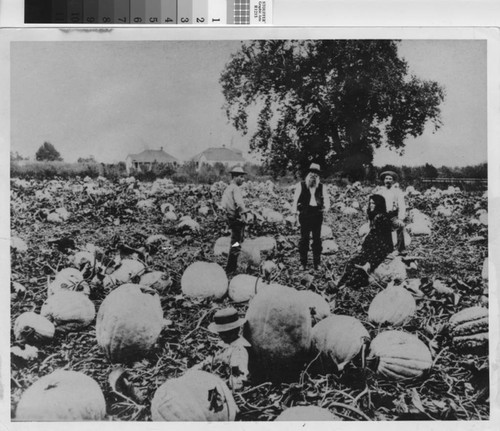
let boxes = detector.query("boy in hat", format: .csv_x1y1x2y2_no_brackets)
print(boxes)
221,166,250,275
292,163,331,270
375,170,407,253
193,307,250,391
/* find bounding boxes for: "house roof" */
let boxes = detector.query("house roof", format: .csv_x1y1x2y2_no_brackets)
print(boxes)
192,147,246,163
127,149,178,163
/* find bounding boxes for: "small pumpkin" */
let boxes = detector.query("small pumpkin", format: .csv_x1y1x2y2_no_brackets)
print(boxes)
139,271,172,293
368,330,432,381
48,267,89,296
103,259,145,288
244,285,312,382
250,236,277,254
15,370,106,421
275,406,339,421
312,315,369,372
368,284,416,326
181,261,228,299
14,312,55,343
213,237,231,256
448,306,488,350
151,370,237,421
96,284,164,363
41,290,95,331
321,225,333,239
372,256,407,284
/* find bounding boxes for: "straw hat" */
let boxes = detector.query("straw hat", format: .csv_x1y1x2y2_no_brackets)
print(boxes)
308,163,321,174
208,307,246,333
379,170,398,181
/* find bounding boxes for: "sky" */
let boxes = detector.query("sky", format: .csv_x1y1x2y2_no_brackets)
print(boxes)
10,39,487,167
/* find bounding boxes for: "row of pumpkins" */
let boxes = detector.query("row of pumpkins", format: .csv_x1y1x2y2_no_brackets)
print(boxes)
13,257,488,421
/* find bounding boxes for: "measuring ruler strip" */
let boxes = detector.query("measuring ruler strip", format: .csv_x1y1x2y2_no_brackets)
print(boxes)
27,0,271,24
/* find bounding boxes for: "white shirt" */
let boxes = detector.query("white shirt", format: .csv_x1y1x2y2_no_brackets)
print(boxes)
192,336,250,391
221,182,248,219
375,185,406,220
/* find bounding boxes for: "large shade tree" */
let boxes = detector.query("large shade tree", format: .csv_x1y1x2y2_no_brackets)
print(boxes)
220,40,445,179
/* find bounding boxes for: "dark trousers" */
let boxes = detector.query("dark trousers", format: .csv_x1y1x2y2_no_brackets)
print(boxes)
298,207,323,268
226,218,246,274
388,210,406,252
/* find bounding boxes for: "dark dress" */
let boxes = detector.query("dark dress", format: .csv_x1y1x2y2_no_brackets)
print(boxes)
338,213,394,288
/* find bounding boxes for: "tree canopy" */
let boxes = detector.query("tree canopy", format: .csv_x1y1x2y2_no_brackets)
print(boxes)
36,142,62,162
220,40,445,179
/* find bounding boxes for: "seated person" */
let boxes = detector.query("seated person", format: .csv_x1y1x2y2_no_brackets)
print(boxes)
335,194,394,289
192,307,250,391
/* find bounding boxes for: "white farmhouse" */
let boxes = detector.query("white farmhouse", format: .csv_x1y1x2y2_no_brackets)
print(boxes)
191,146,246,171
125,148,178,174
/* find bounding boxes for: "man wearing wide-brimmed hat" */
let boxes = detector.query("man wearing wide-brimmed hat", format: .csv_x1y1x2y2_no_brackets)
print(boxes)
292,163,331,270
193,307,250,391
221,165,250,275
376,170,407,253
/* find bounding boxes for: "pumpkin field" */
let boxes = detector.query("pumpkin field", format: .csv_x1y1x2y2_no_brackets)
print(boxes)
10,176,489,421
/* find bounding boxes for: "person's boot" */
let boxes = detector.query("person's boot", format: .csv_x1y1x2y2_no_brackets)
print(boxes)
313,257,320,271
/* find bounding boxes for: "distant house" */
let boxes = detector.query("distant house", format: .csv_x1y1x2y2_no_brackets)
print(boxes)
125,148,179,174
191,146,246,171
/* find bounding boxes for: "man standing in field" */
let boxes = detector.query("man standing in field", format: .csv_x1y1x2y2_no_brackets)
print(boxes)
375,170,407,254
221,166,250,275
292,163,331,270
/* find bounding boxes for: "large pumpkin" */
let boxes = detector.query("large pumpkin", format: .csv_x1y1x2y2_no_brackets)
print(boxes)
296,290,331,322
151,370,237,421
181,261,228,299
228,274,268,303
367,330,432,381
244,286,312,382
312,315,370,372
275,406,339,421
96,284,164,363
15,370,106,421
368,284,416,326
448,306,488,350
41,290,95,332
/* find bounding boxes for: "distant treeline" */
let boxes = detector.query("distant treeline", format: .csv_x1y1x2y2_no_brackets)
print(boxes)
10,160,487,189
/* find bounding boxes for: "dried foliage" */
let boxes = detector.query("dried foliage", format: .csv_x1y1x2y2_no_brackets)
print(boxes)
10,177,488,421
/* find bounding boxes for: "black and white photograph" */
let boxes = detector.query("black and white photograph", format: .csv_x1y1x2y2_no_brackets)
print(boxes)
3,27,499,426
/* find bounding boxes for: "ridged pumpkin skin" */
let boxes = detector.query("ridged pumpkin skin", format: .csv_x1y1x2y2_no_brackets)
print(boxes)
181,262,228,299
244,286,312,382
368,331,432,381
96,284,164,363
14,312,55,343
368,285,416,326
151,370,237,421
275,406,339,421
15,370,106,421
41,291,95,331
312,315,369,371
448,306,488,350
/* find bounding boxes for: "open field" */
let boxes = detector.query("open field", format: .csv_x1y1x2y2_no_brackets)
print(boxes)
10,177,488,421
